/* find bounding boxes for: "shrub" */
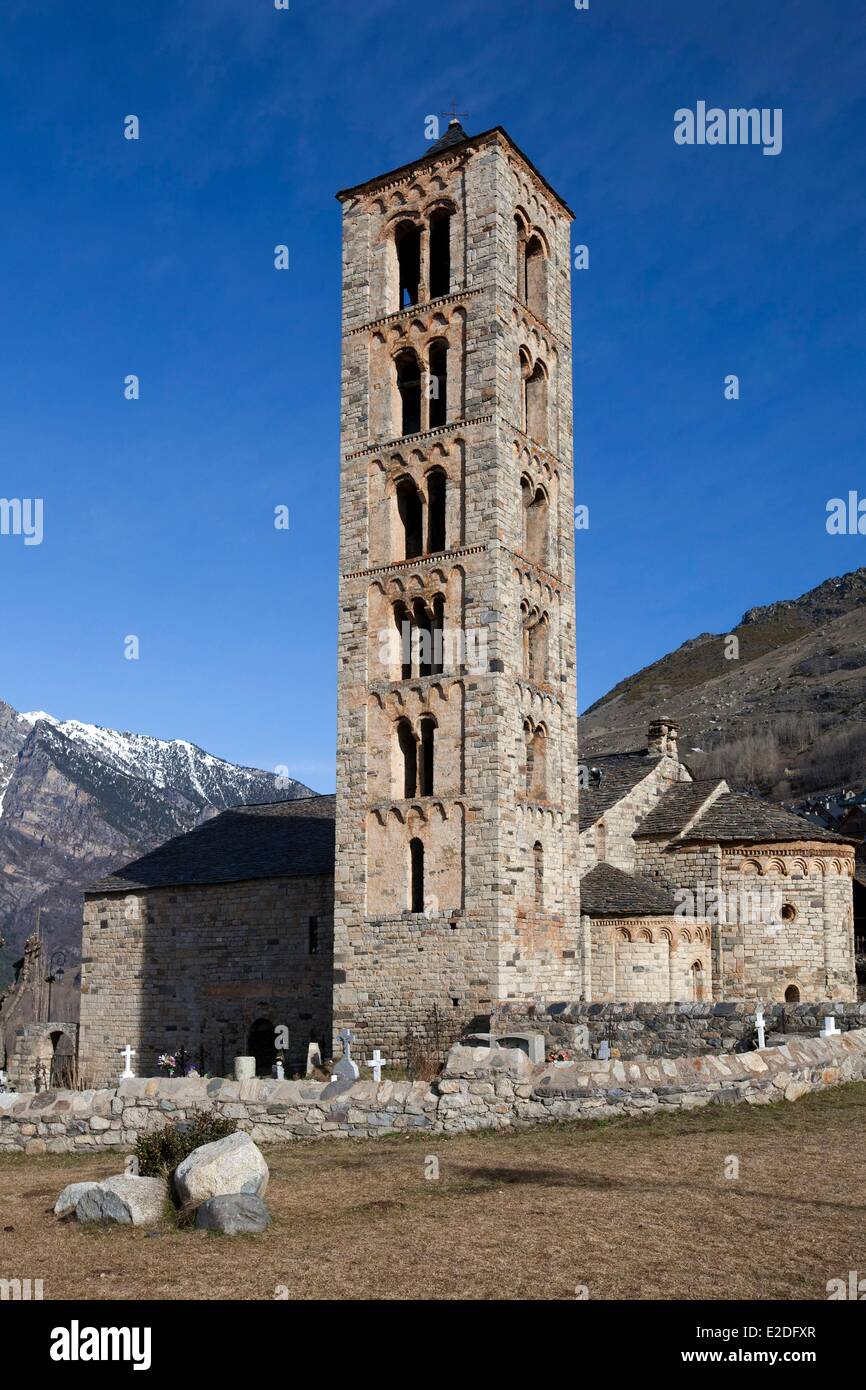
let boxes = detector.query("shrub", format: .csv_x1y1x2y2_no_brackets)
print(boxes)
134,1109,238,1179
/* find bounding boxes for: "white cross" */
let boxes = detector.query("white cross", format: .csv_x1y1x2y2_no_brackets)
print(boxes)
366,1048,390,1083
754,1008,766,1050
119,1045,136,1079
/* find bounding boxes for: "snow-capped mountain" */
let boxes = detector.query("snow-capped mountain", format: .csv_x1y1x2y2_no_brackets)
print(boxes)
0,699,314,987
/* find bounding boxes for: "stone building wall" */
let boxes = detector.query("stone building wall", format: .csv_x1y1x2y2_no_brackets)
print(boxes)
589,916,712,1003
579,755,688,875
78,875,334,1088
333,128,580,1061
716,844,855,1001
3,1029,866,1152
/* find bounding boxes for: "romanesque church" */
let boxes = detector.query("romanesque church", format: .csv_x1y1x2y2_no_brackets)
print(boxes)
71,122,856,1084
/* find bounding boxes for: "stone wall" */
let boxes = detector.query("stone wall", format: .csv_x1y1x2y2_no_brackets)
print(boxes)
717,845,855,1000
2,1029,865,1152
589,915,712,1003
493,1000,866,1058
78,874,334,1087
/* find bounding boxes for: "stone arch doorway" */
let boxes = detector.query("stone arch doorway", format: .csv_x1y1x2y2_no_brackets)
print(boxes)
50,1030,75,1088
247,1018,276,1077
784,984,800,1003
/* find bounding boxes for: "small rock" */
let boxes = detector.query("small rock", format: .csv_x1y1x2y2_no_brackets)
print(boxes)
194,1193,271,1235
174,1131,268,1205
54,1181,99,1217
75,1175,168,1227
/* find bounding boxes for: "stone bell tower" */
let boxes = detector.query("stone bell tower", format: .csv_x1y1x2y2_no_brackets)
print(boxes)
333,121,580,1060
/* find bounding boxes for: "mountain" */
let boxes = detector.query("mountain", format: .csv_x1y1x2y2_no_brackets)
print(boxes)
0,701,313,988
580,567,866,805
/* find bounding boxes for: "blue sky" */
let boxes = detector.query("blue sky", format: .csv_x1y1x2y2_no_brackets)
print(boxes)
1,0,864,791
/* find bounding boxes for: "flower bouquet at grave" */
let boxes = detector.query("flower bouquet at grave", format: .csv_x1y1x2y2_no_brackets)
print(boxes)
546,1048,571,1062
158,1053,178,1077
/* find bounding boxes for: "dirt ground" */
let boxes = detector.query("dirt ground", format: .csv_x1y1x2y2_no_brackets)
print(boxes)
2,1084,864,1301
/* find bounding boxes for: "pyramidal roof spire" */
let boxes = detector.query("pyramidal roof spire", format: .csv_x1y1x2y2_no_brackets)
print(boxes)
428,117,469,155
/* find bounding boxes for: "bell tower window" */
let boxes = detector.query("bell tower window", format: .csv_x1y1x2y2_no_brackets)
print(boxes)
429,209,451,299
395,221,421,308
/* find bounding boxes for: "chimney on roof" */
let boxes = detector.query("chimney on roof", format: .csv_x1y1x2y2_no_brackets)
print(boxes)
648,719,679,761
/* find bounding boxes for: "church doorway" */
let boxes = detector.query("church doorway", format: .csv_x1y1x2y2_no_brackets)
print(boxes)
784,984,800,1003
247,1018,276,1077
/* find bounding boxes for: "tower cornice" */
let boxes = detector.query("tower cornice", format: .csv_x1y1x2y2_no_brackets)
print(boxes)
336,126,575,220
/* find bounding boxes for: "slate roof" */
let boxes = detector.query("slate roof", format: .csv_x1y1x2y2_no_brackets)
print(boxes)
634,780,727,838
86,794,336,894
683,791,854,846
579,753,656,827
580,862,679,917
428,119,469,154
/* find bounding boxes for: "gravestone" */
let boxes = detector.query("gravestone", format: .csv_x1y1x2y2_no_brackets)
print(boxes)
332,1028,360,1082
366,1048,390,1083
306,1041,323,1075
234,1056,256,1082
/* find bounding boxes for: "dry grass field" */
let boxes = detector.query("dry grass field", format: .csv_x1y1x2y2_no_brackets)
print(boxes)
2,1084,865,1301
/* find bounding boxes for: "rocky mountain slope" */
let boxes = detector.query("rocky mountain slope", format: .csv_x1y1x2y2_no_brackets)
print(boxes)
0,701,312,987
580,567,866,803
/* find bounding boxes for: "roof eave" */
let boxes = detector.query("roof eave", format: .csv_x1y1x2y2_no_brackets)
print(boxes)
335,125,575,219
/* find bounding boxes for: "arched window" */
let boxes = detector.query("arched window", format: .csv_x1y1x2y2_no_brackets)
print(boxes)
533,841,544,907
409,837,425,912
430,593,445,675
531,726,547,799
525,359,548,443
514,213,528,299
397,718,417,797
596,820,607,863
520,600,531,676
524,484,549,566
396,350,421,436
429,208,452,298
419,716,435,795
784,984,800,1003
518,348,532,430
523,719,534,794
524,234,547,319
426,468,446,552
395,476,423,559
691,961,705,1002
427,341,448,429
413,598,433,677
528,612,548,685
395,221,421,308
394,601,412,680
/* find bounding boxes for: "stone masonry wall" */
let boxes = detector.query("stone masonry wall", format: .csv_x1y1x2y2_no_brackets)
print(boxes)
78,874,334,1087
3,1029,865,1152
493,999,866,1058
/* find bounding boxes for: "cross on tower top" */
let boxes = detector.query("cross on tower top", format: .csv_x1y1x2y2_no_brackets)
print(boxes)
440,101,468,125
